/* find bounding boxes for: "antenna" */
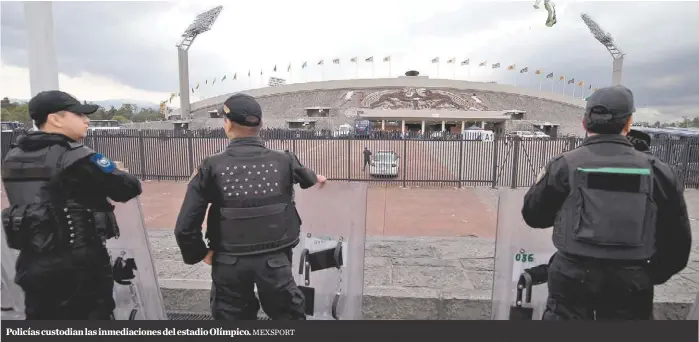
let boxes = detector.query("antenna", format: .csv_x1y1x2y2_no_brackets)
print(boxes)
580,13,625,85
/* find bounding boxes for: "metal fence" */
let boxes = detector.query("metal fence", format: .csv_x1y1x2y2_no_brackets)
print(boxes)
2,129,698,189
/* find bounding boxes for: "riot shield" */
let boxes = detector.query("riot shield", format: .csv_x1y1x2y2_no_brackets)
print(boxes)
687,292,699,320
108,197,167,320
491,188,556,320
1,228,24,320
291,182,367,320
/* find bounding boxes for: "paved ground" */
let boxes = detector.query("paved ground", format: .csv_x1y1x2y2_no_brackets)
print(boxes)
138,181,497,238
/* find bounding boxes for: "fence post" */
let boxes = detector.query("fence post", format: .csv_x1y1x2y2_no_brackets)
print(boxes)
186,130,195,178
510,138,520,189
491,134,500,188
679,139,692,189
138,130,147,179
401,138,407,188
346,139,351,181
457,139,464,188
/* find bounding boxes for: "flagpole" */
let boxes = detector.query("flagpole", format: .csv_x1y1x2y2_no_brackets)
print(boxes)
437,64,440,78
562,77,565,96
453,64,456,79
355,63,358,79
551,78,554,92
372,61,375,78
539,75,542,91
389,61,392,78
468,65,471,79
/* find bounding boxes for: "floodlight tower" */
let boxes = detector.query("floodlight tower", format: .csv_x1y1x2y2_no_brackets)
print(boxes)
176,6,223,120
581,13,625,86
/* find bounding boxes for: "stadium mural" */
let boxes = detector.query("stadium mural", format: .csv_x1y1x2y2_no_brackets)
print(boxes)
360,88,488,111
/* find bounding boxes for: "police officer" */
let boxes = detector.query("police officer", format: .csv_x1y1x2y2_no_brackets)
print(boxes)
1,90,143,319
174,94,327,320
521,85,692,320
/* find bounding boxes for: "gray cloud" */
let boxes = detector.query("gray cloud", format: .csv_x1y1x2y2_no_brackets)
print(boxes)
1,1,230,93
2,1,698,121
406,1,699,120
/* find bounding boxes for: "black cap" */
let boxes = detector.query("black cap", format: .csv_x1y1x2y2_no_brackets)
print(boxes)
28,90,99,122
585,85,636,123
218,94,262,127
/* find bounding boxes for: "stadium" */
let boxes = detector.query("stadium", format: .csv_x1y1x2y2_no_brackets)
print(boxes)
128,71,587,138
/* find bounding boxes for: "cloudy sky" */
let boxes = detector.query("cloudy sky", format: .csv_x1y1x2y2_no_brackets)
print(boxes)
1,0,698,123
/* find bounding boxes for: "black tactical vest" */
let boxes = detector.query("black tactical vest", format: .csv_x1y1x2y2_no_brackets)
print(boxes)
1,141,116,253
552,145,657,260
209,149,300,256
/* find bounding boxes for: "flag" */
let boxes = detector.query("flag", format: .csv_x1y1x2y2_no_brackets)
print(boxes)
588,85,592,89
578,81,584,86
287,63,291,72
196,84,200,89
546,72,553,78
507,64,515,70
273,65,277,72
212,77,216,85
365,56,373,62
461,59,470,66
233,73,237,80
318,60,324,65
205,79,208,84
248,70,250,77
191,87,194,93
447,58,455,64
431,57,440,63
520,67,528,73
221,75,227,81
479,61,487,67
383,56,391,62
260,70,263,75
492,63,500,69
350,57,358,62
302,61,307,68
333,58,340,64
567,78,575,84
559,75,565,80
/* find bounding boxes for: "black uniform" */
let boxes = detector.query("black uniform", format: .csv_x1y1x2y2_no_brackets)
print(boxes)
521,87,691,320
2,131,142,319
174,93,319,320
362,148,372,170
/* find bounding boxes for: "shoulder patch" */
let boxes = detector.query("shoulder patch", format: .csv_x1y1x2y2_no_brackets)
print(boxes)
90,153,115,173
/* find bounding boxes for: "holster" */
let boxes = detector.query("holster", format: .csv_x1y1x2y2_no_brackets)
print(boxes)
93,211,120,240
1,206,27,250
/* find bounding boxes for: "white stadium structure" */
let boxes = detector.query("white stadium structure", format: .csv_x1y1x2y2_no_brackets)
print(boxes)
129,71,588,137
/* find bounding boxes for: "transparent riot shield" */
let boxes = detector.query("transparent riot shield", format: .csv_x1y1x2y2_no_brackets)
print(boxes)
291,182,367,320
108,197,167,320
687,292,699,320
491,188,556,320
1,228,24,320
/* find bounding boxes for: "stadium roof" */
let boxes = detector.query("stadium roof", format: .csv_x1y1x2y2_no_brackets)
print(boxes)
357,109,512,121
190,77,586,114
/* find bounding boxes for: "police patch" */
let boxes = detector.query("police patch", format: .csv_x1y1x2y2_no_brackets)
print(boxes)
535,166,547,184
90,153,115,173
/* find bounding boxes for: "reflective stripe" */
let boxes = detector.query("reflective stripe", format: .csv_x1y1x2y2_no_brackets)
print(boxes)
577,167,651,175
